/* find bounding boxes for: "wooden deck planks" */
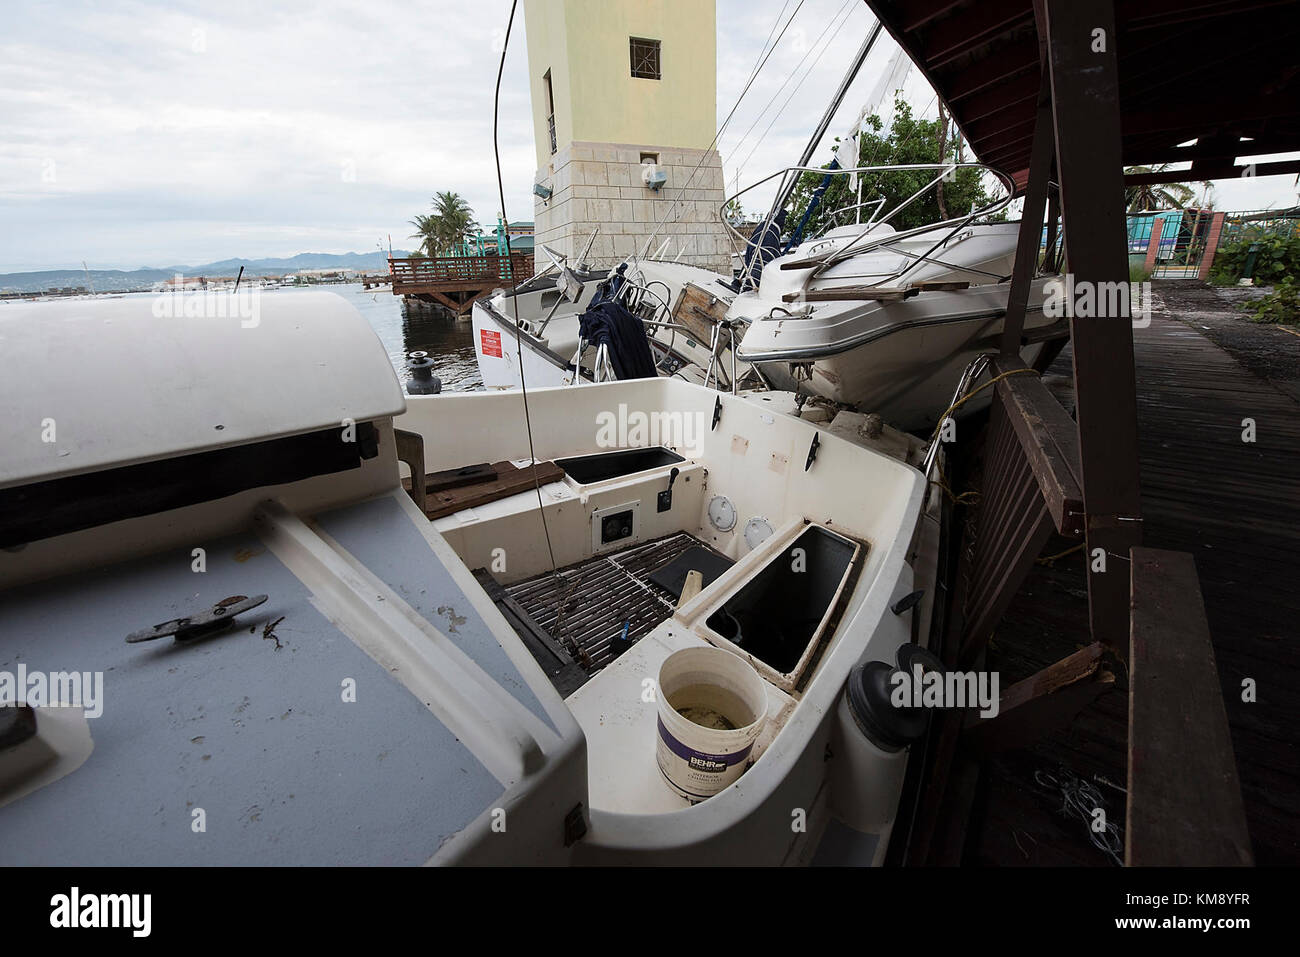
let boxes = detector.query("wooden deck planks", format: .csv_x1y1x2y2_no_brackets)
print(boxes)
958,311,1300,865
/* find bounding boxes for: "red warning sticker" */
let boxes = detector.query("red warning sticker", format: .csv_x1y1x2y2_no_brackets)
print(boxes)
480,329,503,358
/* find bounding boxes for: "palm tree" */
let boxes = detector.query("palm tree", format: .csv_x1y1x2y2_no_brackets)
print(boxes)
408,191,479,257
1124,165,1198,212
432,191,478,253
408,213,439,257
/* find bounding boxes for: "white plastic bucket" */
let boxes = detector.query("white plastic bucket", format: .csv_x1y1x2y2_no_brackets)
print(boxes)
656,646,769,801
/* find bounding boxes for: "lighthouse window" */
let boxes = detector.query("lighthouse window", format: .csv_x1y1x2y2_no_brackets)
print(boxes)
630,37,661,80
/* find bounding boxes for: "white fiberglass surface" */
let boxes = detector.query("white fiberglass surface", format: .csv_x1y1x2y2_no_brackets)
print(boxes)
397,378,921,609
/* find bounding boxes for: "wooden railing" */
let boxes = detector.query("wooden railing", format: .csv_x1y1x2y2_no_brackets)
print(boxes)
957,356,1084,666
388,253,533,291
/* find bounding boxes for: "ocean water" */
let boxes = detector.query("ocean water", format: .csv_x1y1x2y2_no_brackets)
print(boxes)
262,283,484,392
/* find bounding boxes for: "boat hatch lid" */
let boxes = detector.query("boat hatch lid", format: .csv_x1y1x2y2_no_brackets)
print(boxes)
0,293,405,489
0,494,583,864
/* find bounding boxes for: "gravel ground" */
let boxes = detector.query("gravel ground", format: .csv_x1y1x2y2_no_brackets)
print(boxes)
1149,279,1300,403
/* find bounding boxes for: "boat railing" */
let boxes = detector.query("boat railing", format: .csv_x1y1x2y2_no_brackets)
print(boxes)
720,163,1016,292
819,196,888,232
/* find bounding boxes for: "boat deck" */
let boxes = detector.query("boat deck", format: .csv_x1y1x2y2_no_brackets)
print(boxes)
951,295,1300,865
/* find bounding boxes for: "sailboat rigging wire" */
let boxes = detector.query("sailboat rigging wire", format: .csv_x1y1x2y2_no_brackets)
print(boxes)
637,0,808,260
494,0,558,576
727,0,859,174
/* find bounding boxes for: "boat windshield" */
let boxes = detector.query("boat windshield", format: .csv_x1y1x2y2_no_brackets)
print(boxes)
722,162,1015,291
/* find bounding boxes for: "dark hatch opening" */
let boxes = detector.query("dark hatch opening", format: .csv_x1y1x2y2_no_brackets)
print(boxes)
0,423,379,549
556,447,684,484
706,525,859,675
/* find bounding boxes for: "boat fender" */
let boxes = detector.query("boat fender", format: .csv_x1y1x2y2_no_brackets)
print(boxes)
846,644,946,752
890,590,926,615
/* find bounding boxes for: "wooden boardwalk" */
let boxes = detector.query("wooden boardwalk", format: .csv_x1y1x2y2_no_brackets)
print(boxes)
956,308,1300,865
389,253,533,316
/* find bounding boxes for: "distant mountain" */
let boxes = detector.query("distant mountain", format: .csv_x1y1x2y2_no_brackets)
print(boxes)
0,250,414,294
191,251,412,274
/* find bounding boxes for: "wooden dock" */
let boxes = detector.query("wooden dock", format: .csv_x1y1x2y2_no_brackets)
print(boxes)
388,252,533,316
933,308,1300,866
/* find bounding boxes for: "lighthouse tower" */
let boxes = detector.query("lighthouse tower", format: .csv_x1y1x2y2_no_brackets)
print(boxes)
523,0,732,274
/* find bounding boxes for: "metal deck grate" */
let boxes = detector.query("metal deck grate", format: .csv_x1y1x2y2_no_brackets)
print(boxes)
506,533,708,675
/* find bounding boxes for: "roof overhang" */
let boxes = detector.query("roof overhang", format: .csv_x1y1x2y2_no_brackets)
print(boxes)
864,0,1300,190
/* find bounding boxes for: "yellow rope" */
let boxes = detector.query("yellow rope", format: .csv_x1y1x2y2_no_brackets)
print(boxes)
926,366,1040,447
929,459,980,506
925,366,1039,507
1037,542,1085,565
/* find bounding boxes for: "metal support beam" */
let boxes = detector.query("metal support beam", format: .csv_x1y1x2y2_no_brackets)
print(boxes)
1043,0,1143,651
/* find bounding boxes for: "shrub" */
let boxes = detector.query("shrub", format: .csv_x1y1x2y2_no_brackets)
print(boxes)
1241,278,1300,324
1211,234,1300,285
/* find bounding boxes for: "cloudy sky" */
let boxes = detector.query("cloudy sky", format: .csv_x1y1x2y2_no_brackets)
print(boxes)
2,0,1296,273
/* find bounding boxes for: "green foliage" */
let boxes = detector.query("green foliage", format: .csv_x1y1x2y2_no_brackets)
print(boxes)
409,191,479,257
786,98,994,238
1241,278,1300,324
1129,263,1152,284
1123,166,1199,212
1209,234,1300,286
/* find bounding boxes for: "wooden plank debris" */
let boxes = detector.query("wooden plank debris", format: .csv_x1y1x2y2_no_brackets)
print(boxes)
1127,546,1253,866
419,459,566,520
781,286,920,303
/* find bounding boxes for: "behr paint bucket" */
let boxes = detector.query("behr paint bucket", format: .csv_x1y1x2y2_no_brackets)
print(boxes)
656,646,769,801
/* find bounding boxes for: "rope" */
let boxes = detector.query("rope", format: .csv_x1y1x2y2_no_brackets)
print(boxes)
730,0,860,176
638,0,808,259
1034,765,1124,866
929,460,979,506
925,366,1038,448
924,365,1039,507
1037,542,1085,566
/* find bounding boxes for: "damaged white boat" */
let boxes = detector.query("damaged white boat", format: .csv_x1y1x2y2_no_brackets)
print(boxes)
472,247,753,393
472,164,1067,435
730,164,1069,432
0,292,947,865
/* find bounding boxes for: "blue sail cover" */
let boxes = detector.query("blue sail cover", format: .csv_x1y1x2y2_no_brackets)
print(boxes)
739,208,788,290
784,156,841,253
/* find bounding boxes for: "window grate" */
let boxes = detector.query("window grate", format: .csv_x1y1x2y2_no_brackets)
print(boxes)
630,37,661,80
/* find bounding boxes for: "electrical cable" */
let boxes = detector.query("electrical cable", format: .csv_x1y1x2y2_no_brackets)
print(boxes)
493,0,558,576
638,0,809,259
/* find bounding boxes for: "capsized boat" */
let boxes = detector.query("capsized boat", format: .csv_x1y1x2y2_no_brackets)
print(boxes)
1,292,946,865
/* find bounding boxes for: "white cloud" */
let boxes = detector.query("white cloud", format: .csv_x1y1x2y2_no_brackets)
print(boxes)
2,0,1296,272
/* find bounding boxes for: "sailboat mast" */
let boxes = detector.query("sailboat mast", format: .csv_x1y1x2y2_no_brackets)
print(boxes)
769,20,883,221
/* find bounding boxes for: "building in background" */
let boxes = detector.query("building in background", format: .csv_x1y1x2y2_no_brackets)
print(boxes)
453,218,536,258
523,0,732,273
